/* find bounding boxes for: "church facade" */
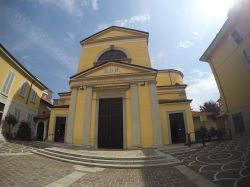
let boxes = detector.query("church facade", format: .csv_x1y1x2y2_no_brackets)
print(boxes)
48,26,195,149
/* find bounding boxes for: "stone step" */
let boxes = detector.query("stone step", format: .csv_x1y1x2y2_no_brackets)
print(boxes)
158,146,195,154
33,150,179,168
44,147,166,160
35,149,172,165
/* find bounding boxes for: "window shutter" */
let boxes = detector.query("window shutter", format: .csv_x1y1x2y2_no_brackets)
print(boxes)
241,48,250,69
1,71,15,95
19,82,27,96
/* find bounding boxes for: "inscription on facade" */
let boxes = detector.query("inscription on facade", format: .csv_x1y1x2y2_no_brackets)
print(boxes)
104,66,120,74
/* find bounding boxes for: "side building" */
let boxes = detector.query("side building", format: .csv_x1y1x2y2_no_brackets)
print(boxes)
48,26,195,149
200,0,250,133
0,44,52,139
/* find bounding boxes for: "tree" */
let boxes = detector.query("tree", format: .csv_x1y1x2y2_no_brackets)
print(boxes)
1,114,19,139
199,100,219,114
17,121,31,141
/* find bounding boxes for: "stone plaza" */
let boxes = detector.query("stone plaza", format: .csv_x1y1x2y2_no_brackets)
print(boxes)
1,132,250,187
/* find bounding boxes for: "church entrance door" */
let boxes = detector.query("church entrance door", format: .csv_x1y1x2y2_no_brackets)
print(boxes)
98,98,123,149
170,113,186,144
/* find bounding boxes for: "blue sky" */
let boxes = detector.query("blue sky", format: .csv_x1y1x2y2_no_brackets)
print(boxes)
0,0,235,110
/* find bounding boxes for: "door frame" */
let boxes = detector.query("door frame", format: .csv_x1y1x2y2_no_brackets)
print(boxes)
94,88,127,149
53,115,68,142
36,121,45,141
167,110,188,144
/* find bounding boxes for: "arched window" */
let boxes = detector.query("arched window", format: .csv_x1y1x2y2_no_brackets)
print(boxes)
97,50,127,62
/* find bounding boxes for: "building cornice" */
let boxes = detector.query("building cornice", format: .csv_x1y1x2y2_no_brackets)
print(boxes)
0,43,48,90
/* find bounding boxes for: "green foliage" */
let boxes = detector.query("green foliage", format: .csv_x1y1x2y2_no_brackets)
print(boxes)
17,121,31,141
5,114,18,126
200,126,207,137
209,127,216,137
1,114,19,140
199,100,219,114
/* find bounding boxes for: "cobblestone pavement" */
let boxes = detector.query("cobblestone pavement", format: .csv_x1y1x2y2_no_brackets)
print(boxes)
172,133,250,187
70,167,195,187
0,140,196,187
0,155,74,187
0,140,56,153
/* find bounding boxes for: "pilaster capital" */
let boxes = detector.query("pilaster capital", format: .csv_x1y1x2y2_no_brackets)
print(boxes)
130,82,139,87
147,80,157,85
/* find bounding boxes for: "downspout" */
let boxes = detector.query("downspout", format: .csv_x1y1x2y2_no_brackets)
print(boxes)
168,71,173,85
208,57,229,114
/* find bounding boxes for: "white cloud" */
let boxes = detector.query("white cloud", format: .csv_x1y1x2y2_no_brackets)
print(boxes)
192,31,205,43
65,32,75,42
91,0,99,10
37,0,99,17
1,6,77,72
185,70,220,111
176,40,194,48
97,14,151,31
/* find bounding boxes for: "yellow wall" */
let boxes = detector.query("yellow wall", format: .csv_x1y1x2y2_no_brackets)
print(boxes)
48,108,68,141
156,70,184,86
160,102,195,144
209,16,250,113
0,50,44,113
138,84,153,148
72,89,85,145
77,32,151,73
193,117,218,131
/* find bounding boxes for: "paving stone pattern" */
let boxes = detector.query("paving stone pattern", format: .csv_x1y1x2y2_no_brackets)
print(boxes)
172,133,250,187
0,155,74,187
70,167,195,187
0,140,196,187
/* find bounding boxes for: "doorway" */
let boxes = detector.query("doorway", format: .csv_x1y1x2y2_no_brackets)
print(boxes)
54,117,66,143
36,122,44,141
232,112,245,133
98,98,123,149
169,112,186,144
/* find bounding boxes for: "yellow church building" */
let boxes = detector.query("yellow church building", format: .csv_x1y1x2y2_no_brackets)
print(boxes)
48,26,195,149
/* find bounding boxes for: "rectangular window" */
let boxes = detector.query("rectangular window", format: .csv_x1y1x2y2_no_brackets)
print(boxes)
14,108,20,121
31,90,37,103
19,82,27,97
27,113,33,124
1,71,15,95
242,48,250,69
231,29,243,45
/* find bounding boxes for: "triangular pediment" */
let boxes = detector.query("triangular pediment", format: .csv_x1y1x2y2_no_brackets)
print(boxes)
80,26,148,44
71,62,157,80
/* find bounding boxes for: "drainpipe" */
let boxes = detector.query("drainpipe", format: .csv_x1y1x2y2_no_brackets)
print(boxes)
26,82,33,104
168,71,173,85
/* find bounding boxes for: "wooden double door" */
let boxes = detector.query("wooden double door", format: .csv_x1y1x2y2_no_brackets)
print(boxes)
98,98,123,149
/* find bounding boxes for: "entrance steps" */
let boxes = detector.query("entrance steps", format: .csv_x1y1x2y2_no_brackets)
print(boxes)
32,147,180,168
158,144,196,155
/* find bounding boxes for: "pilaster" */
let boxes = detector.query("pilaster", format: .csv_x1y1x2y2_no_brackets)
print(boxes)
130,83,141,148
149,81,163,147
82,86,93,146
65,87,78,144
